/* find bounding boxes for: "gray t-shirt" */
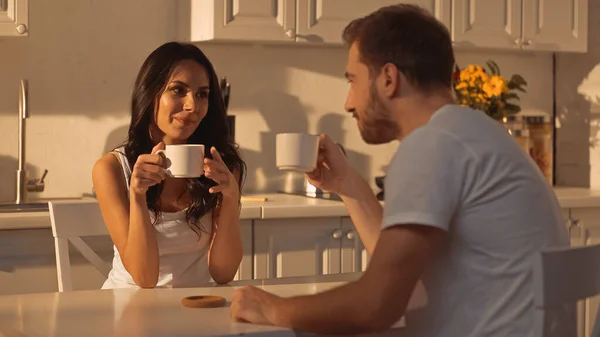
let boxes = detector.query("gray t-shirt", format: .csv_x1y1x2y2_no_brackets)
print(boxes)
382,104,569,337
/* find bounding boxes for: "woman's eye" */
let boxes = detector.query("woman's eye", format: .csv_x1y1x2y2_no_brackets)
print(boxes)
196,91,209,99
171,86,185,95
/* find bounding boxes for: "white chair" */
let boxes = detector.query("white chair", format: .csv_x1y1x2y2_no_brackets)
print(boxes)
533,243,600,337
48,199,111,292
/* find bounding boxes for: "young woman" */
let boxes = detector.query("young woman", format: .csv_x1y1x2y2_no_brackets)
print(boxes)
92,42,246,289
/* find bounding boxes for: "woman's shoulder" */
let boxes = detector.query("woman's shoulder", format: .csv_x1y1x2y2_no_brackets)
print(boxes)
92,152,124,184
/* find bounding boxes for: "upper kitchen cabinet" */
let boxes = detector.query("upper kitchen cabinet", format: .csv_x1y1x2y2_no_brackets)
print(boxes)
293,0,450,44
452,0,588,53
179,0,450,45
452,0,522,50
0,0,28,37
180,0,296,43
521,0,588,53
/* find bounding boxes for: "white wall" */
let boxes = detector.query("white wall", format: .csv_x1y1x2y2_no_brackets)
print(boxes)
0,0,554,202
555,0,600,188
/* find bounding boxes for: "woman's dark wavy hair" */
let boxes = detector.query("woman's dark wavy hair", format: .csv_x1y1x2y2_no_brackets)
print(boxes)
120,41,245,236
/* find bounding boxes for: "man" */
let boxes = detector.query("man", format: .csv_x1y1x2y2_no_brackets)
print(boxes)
230,4,569,336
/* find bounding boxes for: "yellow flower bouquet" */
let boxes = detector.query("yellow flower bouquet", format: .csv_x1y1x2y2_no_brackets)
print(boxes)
452,60,527,121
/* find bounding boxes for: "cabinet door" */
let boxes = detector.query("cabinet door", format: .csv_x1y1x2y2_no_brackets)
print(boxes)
522,0,587,53
569,208,600,337
340,217,369,273
294,0,448,45
567,208,586,337
452,0,521,50
0,0,28,36
253,218,341,279
187,0,295,42
233,220,253,281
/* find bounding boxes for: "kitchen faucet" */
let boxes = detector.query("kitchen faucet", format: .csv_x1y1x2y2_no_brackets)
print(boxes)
15,79,47,204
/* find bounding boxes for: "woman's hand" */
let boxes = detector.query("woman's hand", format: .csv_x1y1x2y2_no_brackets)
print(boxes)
130,142,166,196
204,147,239,202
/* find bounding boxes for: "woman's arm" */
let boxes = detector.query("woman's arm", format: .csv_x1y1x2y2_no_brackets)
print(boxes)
203,147,244,284
92,145,165,288
206,167,243,284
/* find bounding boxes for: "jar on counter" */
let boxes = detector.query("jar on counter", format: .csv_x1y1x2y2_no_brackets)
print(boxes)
524,115,553,184
511,129,531,154
501,115,525,134
500,116,530,154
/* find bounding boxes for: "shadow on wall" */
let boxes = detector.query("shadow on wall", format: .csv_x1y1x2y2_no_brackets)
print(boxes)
240,91,311,193
555,1,600,186
196,42,349,194
103,125,129,155
0,0,179,116
0,156,40,203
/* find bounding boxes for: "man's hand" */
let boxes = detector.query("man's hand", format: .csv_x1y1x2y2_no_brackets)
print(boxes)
306,134,356,196
230,285,283,326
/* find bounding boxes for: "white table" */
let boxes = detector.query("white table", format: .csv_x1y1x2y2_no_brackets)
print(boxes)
0,273,410,337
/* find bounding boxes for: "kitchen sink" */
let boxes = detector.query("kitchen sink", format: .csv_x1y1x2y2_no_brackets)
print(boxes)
0,202,49,213
0,197,90,214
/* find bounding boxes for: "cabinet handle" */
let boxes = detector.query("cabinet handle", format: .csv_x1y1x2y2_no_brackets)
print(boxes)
332,229,342,239
16,24,27,35
285,29,295,38
568,219,588,245
522,40,532,46
346,230,356,240
513,38,521,45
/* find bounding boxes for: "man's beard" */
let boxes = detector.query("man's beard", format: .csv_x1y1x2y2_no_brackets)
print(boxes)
358,83,399,144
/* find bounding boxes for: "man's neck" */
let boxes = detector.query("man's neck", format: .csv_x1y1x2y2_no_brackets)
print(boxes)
394,92,456,141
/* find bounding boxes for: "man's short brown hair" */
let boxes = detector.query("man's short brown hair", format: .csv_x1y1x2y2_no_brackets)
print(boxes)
342,4,455,92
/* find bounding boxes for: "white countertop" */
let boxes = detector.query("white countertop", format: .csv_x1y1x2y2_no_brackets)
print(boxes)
243,193,349,219
1,187,599,230
551,187,600,208
243,187,600,218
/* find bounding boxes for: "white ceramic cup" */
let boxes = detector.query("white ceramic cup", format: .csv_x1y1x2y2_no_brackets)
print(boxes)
155,144,205,178
275,133,319,172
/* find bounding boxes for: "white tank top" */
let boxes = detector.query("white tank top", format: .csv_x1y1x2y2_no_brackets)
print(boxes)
101,147,212,289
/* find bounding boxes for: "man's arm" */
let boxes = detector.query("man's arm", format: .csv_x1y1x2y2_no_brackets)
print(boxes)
339,169,383,256
269,224,445,335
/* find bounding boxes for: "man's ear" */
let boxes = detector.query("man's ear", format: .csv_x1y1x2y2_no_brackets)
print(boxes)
381,63,399,98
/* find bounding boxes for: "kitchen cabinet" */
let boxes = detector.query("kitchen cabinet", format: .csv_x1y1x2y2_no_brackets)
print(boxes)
293,0,450,45
182,0,587,52
452,0,587,53
182,0,296,43
181,0,449,45
340,217,368,273
253,217,342,279
567,208,600,337
521,0,587,53
0,0,28,37
452,0,522,51
252,216,369,279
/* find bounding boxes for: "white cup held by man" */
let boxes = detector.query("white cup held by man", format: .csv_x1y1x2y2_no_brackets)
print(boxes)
276,133,319,172
156,144,204,178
